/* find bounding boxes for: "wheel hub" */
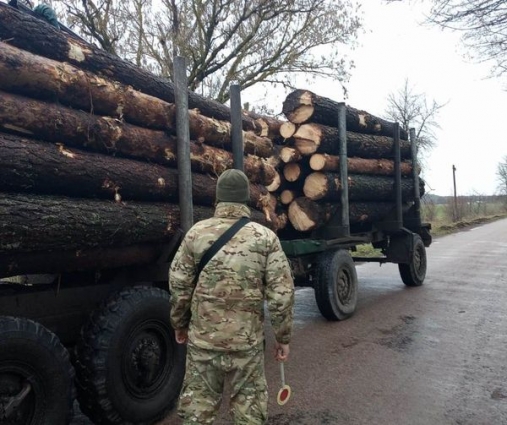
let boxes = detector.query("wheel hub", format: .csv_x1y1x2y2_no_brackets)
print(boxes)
337,269,352,304
131,337,162,386
0,373,33,424
414,244,426,277
123,324,171,399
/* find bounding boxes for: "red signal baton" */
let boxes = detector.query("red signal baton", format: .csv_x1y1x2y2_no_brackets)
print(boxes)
276,361,291,405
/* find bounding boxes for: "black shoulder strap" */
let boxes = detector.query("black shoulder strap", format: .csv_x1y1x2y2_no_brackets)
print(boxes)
196,217,250,279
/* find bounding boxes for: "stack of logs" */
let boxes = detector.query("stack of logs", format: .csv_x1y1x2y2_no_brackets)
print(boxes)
277,89,422,234
0,4,286,276
0,3,422,277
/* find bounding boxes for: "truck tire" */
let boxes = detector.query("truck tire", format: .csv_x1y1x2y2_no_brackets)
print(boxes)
314,249,358,321
74,286,185,425
398,234,427,287
0,316,75,425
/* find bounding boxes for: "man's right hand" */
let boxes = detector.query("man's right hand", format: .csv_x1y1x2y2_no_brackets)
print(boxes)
175,328,188,344
274,342,290,361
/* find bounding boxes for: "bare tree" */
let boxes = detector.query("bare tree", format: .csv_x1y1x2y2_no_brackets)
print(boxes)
385,0,507,78
384,79,446,154
497,155,507,195
53,0,128,55
51,0,362,102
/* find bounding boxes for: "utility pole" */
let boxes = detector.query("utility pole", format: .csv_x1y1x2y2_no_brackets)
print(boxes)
452,164,457,221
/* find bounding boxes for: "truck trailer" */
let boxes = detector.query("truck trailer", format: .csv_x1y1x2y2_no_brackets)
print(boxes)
0,3,431,424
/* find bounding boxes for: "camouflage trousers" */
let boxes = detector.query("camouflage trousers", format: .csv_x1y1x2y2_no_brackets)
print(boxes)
178,344,268,425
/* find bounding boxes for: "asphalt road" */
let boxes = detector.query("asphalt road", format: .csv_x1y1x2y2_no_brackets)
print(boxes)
76,218,507,425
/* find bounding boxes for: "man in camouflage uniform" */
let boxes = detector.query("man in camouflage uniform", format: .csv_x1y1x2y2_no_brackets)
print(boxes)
169,169,295,425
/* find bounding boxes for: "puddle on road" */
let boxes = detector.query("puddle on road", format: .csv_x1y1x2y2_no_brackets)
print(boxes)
376,314,419,353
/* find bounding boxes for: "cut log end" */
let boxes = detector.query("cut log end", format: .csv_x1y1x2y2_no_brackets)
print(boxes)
288,197,327,232
287,105,314,124
256,119,269,137
294,139,317,155
280,189,297,205
293,124,321,143
265,172,281,192
280,147,302,164
303,172,330,201
288,198,317,232
279,122,297,139
309,154,327,171
283,163,303,182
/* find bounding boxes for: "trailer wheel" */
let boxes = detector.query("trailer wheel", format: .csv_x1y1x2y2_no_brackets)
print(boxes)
314,249,358,321
398,235,427,287
75,286,185,425
0,316,75,425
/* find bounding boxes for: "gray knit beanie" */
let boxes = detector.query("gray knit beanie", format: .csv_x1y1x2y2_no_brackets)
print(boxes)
216,169,250,203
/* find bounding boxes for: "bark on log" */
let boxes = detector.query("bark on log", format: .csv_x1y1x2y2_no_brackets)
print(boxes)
303,172,421,202
0,41,174,129
0,193,212,253
293,123,411,158
0,91,277,185
283,90,408,140
0,193,283,255
187,111,274,158
309,154,413,176
0,3,265,134
249,114,284,140
0,43,274,158
0,133,274,213
288,197,397,232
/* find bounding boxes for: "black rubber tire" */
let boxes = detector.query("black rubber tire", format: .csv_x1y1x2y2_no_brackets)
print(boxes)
314,249,358,321
398,234,427,287
0,316,75,425
74,286,185,425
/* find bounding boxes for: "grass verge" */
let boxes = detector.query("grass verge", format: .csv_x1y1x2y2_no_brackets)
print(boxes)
351,212,507,257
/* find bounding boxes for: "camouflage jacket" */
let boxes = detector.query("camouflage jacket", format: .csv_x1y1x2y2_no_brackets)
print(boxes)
169,202,294,351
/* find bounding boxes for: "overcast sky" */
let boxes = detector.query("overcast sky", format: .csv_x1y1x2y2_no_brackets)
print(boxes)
349,1,507,197
246,1,507,196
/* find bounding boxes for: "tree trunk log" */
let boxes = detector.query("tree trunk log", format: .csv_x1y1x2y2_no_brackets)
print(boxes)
247,112,285,140
283,90,408,140
303,172,422,202
309,153,413,176
0,133,275,214
0,91,277,185
293,123,411,158
0,41,174,130
0,3,265,134
188,111,274,158
0,192,283,255
0,43,274,158
0,193,211,253
288,197,397,232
